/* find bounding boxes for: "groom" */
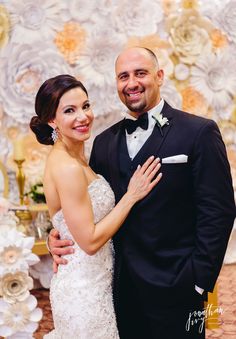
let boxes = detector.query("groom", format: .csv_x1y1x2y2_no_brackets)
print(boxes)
49,47,235,338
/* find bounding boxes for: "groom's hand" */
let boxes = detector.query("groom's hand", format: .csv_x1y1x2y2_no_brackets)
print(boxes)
48,228,75,273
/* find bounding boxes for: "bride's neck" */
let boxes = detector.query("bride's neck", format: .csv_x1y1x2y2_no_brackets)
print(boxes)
54,140,87,165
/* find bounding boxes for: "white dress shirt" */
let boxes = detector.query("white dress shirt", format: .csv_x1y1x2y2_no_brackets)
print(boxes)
124,99,164,160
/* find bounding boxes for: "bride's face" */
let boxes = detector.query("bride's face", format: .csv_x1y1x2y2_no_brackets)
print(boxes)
53,87,94,143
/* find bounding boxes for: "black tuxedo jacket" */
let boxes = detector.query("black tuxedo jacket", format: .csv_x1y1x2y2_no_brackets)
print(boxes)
89,101,235,311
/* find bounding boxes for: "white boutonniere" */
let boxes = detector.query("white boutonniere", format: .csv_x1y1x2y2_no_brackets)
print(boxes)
152,112,169,136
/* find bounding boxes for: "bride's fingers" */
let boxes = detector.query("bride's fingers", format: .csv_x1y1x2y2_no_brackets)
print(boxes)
144,158,160,177
138,156,155,174
148,172,162,190
146,163,161,181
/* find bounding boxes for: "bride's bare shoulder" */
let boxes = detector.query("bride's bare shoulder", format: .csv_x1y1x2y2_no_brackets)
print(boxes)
45,149,85,181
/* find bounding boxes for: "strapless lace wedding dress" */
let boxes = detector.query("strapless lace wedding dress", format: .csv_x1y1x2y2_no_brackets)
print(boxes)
44,175,119,339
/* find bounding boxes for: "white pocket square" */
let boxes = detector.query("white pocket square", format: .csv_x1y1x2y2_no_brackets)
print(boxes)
162,154,188,164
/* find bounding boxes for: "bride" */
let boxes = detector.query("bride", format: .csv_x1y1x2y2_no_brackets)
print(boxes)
30,74,162,338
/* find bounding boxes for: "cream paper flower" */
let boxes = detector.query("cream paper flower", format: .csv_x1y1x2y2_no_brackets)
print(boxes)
0,272,33,304
6,0,66,44
0,294,42,337
0,228,39,275
0,42,71,124
167,9,213,65
190,50,236,110
0,4,10,48
215,0,236,43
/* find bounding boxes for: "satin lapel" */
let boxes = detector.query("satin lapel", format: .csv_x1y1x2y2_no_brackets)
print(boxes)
108,120,125,199
132,101,174,166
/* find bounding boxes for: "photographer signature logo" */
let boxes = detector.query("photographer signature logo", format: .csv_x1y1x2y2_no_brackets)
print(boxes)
185,304,224,333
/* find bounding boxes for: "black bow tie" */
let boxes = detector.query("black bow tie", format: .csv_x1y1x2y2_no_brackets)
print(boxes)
125,112,149,134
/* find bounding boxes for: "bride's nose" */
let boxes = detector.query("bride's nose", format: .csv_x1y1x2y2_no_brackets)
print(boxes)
75,110,87,121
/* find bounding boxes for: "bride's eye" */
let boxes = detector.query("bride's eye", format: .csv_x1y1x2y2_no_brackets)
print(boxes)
64,107,74,114
83,102,91,111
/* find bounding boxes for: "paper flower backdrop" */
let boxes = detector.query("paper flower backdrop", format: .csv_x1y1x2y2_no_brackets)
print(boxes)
0,0,235,247
0,206,42,338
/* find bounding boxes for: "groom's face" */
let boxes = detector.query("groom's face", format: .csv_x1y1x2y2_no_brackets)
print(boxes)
115,48,164,118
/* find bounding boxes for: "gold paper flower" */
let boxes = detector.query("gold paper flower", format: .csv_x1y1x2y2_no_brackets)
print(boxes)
181,87,209,117
0,5,10,49
0,272,33,304
210,29,228,49
54,22,86,64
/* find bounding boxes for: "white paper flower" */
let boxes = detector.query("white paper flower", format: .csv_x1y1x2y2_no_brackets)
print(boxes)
190,51,236,109
0,212,19,231
167,9,213,65
215,0,236,43
66,0,97,22
6,0,66,43
161,78,182,110
29,255,53,288
0,294,42,337
75,31,125,88
0,228,39,275
88,83,124,117
174,63,190,81
0,271,33,304
112,0,163,36
0,42,71,124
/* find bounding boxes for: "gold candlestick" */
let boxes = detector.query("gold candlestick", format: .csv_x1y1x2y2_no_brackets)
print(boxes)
14,158,33,234
14,159,26,205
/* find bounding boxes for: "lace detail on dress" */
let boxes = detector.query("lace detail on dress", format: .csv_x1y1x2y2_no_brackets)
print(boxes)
44,176,119,339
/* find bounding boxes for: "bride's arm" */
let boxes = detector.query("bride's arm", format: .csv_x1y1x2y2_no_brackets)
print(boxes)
52,156,161,255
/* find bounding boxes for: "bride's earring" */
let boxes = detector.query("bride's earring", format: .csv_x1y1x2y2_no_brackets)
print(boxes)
51,128,58,143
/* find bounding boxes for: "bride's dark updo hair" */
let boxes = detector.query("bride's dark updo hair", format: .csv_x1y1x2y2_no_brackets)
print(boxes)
30,74,88,145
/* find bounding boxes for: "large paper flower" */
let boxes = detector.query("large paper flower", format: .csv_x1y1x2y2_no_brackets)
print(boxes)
76,31,125,88
216,0,236,43
6,0,66,43
0,272,33,304
0,228,39,275
54,22,86,65
112,0,163,36
190,50,236,109
0,43,71,125
0,294,42,337
0,4,10,48
167,9,213,65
